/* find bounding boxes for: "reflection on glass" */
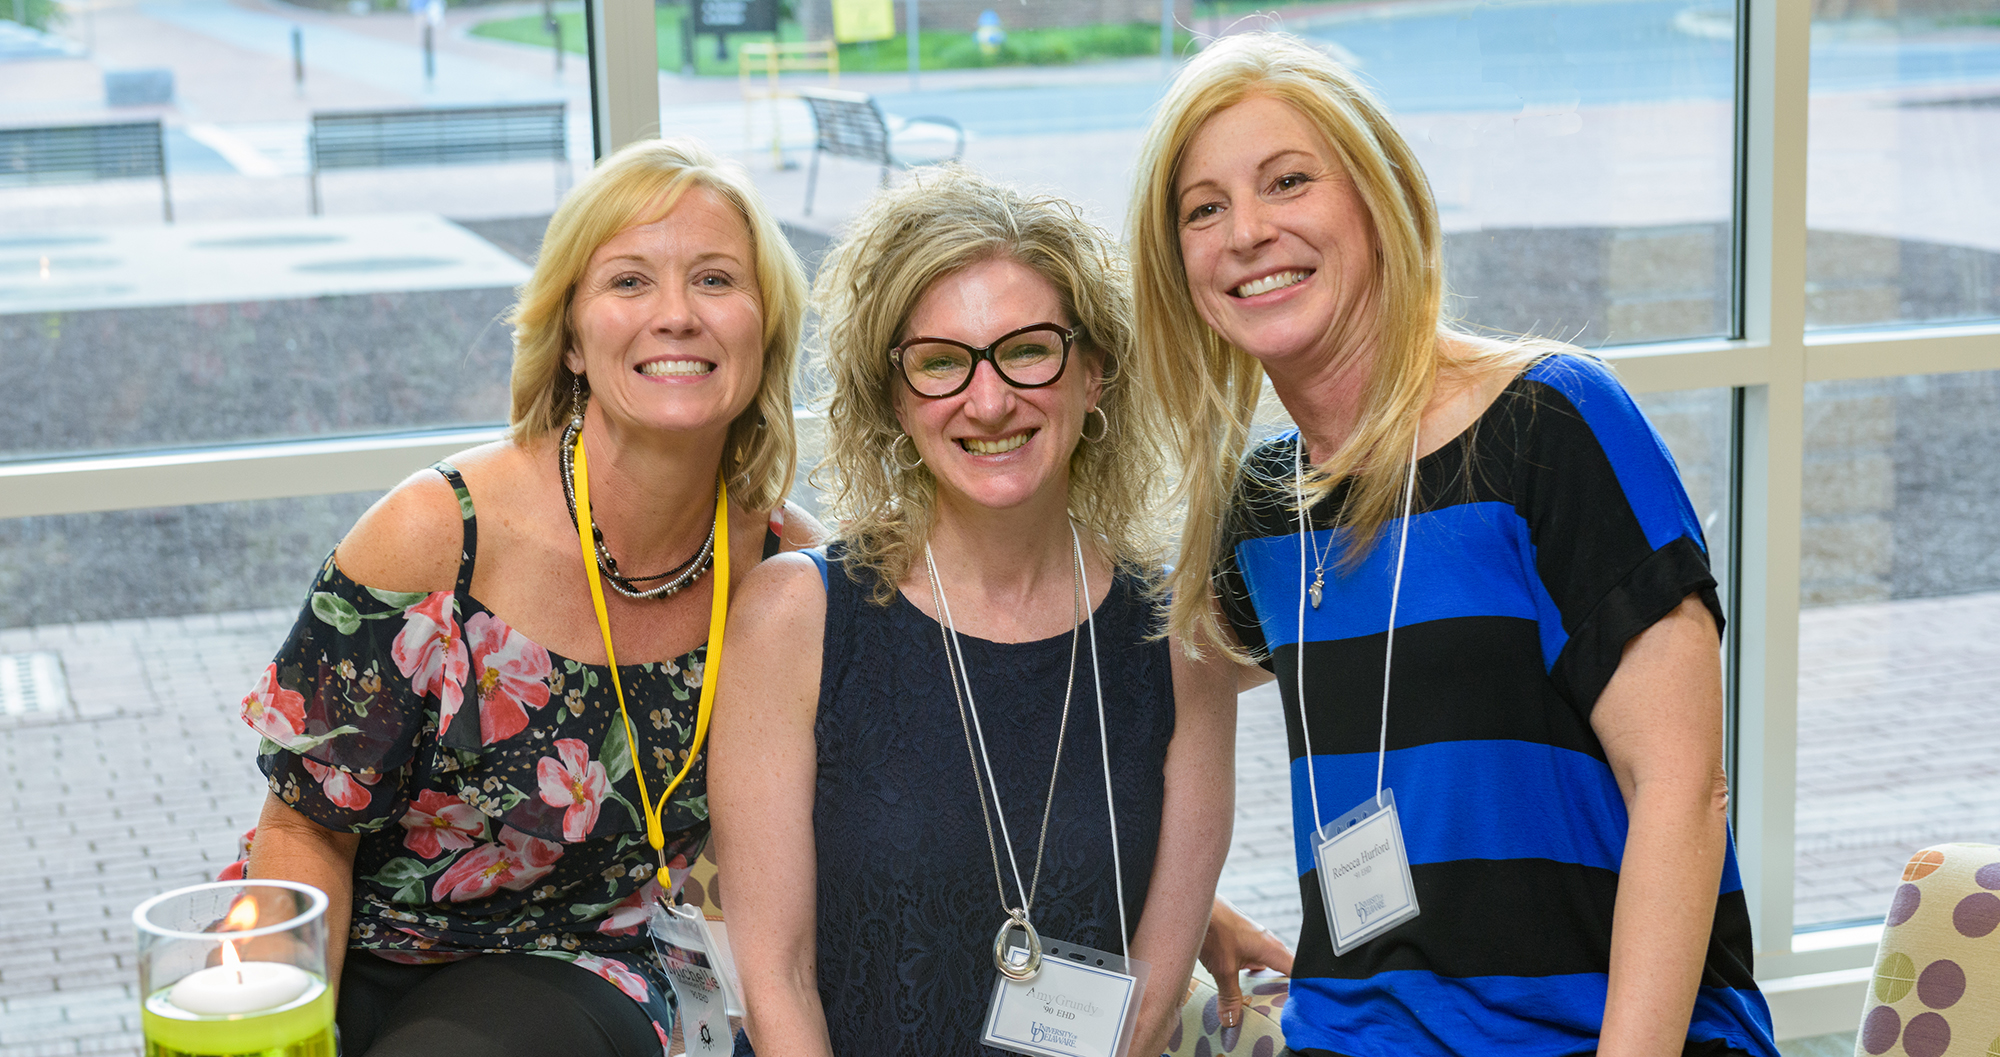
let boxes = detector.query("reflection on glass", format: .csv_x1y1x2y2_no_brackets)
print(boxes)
1796,372,2000,928
1808,3,2000,329
0,0,589,456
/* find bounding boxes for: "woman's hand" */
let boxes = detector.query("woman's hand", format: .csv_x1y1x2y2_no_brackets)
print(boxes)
1198,898,1294,1029
246,793,361,996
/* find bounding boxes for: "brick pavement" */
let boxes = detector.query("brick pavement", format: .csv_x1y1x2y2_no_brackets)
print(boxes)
3,588,1990,1053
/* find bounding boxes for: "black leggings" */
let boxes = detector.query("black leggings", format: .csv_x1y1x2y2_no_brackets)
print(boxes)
337,952,662,1057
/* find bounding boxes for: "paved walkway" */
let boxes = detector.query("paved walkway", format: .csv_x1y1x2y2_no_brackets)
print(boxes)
3,588,1997,1053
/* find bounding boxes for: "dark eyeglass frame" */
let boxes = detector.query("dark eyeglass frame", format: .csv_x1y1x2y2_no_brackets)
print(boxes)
888,322,1081,399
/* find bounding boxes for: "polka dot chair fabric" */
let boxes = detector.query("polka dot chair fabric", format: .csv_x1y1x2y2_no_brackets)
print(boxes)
1856,843,2000,1057
1163,966,1292,1057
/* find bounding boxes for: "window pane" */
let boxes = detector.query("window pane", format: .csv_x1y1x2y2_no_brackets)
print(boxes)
1807,6,2000,329
1796,372,2000,928
0,0,589,459
686,2,1736,349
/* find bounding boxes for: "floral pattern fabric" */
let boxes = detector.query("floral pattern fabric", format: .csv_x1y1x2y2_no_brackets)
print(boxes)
244,463,738,1047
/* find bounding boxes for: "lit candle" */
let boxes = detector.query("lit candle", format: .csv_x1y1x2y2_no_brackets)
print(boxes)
167,960,313,1015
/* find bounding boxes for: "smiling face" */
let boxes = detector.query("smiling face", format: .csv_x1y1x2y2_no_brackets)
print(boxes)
893,256,1103,517
564,186,764,445
1175,93,1379,375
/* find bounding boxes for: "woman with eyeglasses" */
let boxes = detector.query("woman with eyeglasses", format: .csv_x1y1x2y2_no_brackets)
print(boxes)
708,166,1238,1056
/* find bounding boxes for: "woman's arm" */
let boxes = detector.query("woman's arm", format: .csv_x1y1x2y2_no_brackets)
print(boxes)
708,553,833,1056
1125,637,1238,1057
247,793,361,993
1593,593,1730,1057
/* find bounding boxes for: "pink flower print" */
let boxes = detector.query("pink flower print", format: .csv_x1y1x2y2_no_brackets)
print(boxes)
392,592,468,732
465,613,553,745
431,826,563,903
654,1022,672,1051
572,952,649,1003
398,789,485,858
537,738,609,841
242,663,309,748
594,878,663,937
301,757,379,811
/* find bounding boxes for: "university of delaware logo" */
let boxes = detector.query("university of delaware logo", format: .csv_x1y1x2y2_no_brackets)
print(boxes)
1030,1021,1081,1049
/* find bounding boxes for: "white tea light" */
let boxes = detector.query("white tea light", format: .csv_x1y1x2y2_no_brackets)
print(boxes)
167,961,312,1015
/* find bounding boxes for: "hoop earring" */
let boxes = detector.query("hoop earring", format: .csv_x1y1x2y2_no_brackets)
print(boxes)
1081,406,1109,443
569,375,587,427
893,433,925,471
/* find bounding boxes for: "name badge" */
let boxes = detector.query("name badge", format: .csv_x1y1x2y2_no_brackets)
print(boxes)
649,901,736,1056
1313,787,1419,955
982,937,1149,1057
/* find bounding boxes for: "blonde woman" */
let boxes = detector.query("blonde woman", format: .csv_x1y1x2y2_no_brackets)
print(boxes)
710,167,1237,1056
1128,32,1777,1057
241,138,817,1056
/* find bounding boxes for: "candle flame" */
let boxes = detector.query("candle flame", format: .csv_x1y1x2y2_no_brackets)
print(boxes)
219,896,258,983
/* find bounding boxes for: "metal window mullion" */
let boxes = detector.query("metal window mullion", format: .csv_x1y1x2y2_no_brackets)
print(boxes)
1734,0,1813,966
588,0,661,160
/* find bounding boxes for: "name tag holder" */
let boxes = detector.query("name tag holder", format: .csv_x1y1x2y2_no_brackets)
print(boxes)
649,900,737,1056
983,934,1149,1057
1313,788,1419,955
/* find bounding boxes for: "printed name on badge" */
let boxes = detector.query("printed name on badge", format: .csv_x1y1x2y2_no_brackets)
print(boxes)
982,940,1149,1057
1314,788,1419,955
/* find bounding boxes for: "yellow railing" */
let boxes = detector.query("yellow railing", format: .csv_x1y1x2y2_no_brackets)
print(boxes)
739,40,839,168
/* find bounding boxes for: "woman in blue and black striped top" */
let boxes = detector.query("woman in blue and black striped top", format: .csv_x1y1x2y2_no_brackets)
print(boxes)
1128,30,1781,1057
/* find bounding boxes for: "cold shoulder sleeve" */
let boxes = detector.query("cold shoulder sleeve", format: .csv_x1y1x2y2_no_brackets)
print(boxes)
1506,354,1724,713
243,552,457,830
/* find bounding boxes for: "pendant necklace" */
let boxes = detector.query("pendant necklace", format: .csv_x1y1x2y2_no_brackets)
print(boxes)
1297,436,1334,608
924,527,1084,982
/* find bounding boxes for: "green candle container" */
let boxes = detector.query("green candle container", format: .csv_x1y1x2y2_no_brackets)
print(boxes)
133,880,334,1057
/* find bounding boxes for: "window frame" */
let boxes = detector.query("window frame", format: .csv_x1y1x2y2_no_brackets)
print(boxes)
2,0,1989,1037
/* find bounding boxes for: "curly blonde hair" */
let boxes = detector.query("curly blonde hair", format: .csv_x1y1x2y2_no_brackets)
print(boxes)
506,137,808,513
813,166,1168,603
1130,32,1541,655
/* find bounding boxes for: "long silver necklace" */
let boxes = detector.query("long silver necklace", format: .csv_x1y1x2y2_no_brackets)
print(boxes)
923,526,1082,982
559,416,716,600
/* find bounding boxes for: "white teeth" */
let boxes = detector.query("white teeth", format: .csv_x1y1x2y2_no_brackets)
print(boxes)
638,360,712,376
1233,270,1310,298
962,432,1031,455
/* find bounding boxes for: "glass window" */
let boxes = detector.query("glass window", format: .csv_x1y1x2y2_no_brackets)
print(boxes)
0,0,589,458
1807,3,2000,330
1796,371,2000,928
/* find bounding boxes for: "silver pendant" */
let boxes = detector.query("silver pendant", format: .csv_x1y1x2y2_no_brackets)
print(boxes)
992,912,1042,981
1310,576,1324,609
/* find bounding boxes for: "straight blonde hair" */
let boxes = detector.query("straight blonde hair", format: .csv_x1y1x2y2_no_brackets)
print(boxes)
506,138,808,513
814,166,1168,602
1131,32,1539,656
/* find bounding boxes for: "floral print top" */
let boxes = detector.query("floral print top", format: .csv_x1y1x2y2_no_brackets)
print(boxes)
243,463,779,1047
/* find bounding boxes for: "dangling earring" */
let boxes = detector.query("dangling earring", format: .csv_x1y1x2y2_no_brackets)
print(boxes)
569,375,587,428
1081,406,1110,443
893,433,925,471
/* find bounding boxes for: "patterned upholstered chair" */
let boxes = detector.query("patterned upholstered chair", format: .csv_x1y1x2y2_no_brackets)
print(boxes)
1855,843,2000,1057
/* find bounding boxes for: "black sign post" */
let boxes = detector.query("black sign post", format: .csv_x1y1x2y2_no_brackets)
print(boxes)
690,0,776,60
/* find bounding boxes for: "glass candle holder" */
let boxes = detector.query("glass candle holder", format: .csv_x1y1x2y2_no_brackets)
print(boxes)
133,880,334,1057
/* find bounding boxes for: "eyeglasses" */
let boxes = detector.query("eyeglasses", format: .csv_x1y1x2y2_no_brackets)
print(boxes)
889,323,1079,399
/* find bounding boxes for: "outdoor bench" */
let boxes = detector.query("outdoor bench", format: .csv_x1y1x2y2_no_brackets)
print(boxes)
0,119,171,221
307,101,568,215
796,87,964,216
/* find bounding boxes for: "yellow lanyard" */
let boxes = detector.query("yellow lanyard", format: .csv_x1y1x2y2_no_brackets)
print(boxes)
571,430,729,870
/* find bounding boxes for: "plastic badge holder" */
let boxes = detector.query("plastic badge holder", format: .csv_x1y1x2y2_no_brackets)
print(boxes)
1313,787,1420,956
649,901,736,1056
982,933,1150,1057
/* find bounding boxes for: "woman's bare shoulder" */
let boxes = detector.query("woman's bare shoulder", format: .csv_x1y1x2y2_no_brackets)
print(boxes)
334,442,519,593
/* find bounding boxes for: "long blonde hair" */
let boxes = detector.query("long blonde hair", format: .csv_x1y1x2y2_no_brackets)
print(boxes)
1131,31,1539,655
506,138,809,512
814,166,1168,602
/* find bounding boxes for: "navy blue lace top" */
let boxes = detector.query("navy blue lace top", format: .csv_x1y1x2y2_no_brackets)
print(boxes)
740,545,1176,1056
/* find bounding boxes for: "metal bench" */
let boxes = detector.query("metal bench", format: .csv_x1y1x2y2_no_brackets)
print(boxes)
0,119,171,221
796,87,964,216
307,102,568,215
